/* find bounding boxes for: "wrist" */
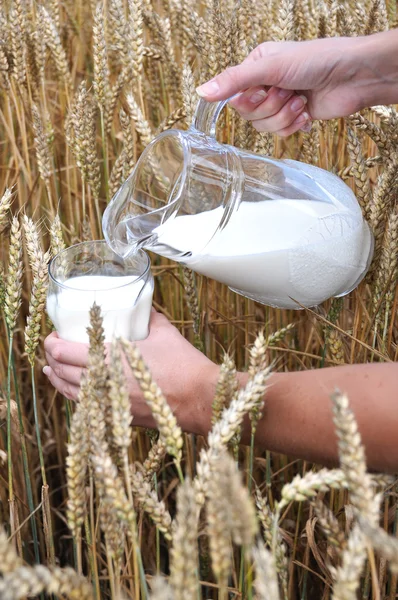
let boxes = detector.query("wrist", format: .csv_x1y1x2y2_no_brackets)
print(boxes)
184,360,219,437
351,31,398,108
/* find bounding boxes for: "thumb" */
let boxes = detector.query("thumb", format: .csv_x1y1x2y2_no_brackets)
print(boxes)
196,59,281,101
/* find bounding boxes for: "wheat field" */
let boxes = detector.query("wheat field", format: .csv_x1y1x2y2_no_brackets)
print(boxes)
0,0,397,597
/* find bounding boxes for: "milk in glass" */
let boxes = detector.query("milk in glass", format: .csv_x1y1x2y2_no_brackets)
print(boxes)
47,275,153,343
47,242,154,343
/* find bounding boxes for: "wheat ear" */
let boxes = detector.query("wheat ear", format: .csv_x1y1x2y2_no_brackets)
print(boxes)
130,467,172,540
169,478,199,600
0,189,12,233
251,540,281,600
4,216,23,333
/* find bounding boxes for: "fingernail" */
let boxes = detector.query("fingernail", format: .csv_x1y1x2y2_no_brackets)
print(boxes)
43,366,51,376
196,79,220,97
249,89,268,104
294,112,312,130
278,88,291,99
301,120,312,132
291,95,307,112
294,112,308,124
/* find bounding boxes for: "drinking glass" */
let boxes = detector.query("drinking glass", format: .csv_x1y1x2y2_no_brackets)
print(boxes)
47,240,154,343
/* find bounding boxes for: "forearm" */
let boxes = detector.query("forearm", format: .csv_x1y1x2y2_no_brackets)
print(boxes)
193,362,398,473
355,30,398,108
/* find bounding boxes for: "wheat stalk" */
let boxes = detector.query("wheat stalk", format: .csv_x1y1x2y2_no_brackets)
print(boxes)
251,540,281,600
4,216,23,333
313,498,346,550
130,467,173,539
93,3,110,114
66,398,89,539
331,524,367,600
120,338,184,462
50,214,66,257
40,6,72,89
141,438,167,481
9,0,26,85
332,390,379,525
0,565,93,600
149,576,175,600
0,189,12,233
211,353,238,425
195,366,272,505
0,528,22,574
346,127,372,214
108,340,132,452
358,515,398,573
206,453,233,589
181,63,197,124
31,103,52,186
24,250,49,364
169,478,199,600
125,93,154,145
255,485,288,595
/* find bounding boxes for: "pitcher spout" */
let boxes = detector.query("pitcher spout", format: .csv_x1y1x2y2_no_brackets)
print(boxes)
102,130,188,258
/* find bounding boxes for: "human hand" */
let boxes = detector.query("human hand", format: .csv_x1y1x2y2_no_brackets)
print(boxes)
43,309,217,433
196,33,398,136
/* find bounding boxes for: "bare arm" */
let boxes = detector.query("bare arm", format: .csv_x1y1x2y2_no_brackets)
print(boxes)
196,31,398,136
44,312,398,473
235,363,398,473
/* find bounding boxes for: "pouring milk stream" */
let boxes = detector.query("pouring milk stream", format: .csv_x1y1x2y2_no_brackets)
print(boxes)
102,98,373,310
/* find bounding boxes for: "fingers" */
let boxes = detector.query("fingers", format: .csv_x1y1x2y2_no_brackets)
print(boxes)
149,307,170,327
230,84,311,135
44,332,89,367
42,366,80,401
44,352,85,386
230,86,298,120
196,59,283,101
252,97,311,134
275,114,312,137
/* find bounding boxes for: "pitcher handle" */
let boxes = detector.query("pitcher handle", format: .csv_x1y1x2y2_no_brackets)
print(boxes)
191,96,235,138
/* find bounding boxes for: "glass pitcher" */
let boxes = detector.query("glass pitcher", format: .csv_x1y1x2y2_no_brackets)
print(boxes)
102,98,373,309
